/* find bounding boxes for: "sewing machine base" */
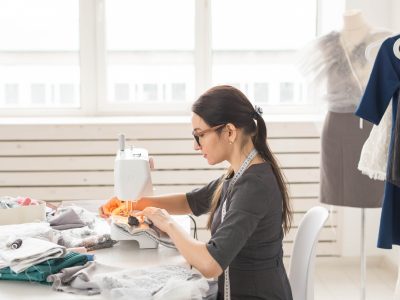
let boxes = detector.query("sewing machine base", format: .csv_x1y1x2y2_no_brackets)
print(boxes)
110,222,158,249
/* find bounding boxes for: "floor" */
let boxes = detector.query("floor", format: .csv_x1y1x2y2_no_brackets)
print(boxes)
288,257,399,300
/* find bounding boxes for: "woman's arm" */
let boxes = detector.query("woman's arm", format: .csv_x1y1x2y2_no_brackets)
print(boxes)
135,193,192,215
136,207,223,278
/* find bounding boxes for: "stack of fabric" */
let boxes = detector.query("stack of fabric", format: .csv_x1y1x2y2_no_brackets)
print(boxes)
0,251,88,283
0,237,66,273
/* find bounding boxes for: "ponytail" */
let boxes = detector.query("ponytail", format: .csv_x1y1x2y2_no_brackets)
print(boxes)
252,114,292,234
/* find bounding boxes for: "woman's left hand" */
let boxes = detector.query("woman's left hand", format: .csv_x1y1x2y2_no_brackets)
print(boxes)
135,207,174,233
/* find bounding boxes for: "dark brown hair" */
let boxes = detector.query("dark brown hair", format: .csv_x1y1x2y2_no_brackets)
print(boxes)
192,85,292,234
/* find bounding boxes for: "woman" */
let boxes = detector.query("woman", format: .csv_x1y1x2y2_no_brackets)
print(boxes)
135,85,293,299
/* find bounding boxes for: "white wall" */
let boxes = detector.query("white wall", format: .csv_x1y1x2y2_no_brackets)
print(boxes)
345,0,392,29
391,1,400,32
345,0,400,32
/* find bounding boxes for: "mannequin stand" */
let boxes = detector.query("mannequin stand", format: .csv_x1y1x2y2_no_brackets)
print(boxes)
361,208,366,300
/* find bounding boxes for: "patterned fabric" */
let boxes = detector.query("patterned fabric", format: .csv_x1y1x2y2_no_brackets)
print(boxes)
358,103,392,180
301,30,392,113
94,265,209,300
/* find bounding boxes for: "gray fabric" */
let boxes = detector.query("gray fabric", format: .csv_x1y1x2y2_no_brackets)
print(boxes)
300,30,392,113
0,196,19,209
95,264,209,300
47,261,100,295
112,218,175,248
186,163,292,300
49,208,86,230
47,261,122,295
54,225,117,251
388,94,400,187
320,111,384,207
49,205,96,229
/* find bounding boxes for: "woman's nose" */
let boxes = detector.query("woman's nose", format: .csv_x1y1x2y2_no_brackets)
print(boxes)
193,140,201,150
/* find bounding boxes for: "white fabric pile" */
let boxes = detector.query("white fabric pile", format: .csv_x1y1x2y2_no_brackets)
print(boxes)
0,237,66,273
94,264,210,300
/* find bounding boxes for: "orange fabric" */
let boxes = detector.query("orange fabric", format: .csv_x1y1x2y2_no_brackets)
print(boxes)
99,197,132,218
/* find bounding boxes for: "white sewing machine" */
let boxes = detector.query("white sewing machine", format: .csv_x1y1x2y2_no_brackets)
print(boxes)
110,134,158,249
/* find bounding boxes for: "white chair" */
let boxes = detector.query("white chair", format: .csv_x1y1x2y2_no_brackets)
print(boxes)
288,206,329,300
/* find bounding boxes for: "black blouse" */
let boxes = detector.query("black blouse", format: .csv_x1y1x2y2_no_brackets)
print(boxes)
186,162,293,300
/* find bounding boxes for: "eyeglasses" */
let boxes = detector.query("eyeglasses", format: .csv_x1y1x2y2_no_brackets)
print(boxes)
192,124,226,147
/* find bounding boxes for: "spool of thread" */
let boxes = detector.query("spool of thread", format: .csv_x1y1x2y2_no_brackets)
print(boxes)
10,239,22,250
67,247,87,254
85,254,95,261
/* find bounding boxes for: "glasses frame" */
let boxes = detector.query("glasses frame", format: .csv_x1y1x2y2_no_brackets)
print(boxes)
192,124,226,147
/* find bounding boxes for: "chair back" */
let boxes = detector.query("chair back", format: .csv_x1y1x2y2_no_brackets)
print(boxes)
288,206,329,300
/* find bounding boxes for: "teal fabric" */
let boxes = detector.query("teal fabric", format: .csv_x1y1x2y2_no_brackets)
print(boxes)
0,252,88,283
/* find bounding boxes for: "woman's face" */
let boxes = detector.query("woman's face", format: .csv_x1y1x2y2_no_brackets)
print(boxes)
191,113,230,165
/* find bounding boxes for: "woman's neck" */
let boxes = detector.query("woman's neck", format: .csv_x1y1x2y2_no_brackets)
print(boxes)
229,142,263,174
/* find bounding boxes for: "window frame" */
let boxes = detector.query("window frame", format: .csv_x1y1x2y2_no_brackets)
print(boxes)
0,0,328,117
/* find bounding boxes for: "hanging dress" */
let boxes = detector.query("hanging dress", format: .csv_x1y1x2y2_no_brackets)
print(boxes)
355,34,400,248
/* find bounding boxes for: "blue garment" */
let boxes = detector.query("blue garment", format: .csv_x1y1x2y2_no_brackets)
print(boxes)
355,34,400,249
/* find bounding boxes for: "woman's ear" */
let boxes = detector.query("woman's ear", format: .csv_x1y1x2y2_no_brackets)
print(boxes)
225,123,237,142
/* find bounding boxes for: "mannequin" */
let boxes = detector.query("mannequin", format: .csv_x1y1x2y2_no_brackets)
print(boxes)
308,10,386,208
340,10,374,91
306,10,392,300
300,11,390,298
341,10,371,48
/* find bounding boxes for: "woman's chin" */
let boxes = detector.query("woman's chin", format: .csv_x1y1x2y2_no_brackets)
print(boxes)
206,158,217,165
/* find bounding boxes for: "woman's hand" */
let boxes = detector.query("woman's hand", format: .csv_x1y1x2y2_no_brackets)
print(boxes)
135,207,175,233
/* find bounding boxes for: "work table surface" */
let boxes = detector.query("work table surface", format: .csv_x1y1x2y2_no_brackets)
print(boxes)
0,216,191,300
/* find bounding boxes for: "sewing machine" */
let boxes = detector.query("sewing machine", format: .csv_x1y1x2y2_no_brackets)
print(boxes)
110,134,158,249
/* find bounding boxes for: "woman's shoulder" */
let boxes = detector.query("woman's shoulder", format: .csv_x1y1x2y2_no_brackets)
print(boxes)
244,162,275,180
235,162,279,192
229,162,282,212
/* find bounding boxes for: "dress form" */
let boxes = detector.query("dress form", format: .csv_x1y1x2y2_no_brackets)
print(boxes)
341,10,370,300
340,10,372,94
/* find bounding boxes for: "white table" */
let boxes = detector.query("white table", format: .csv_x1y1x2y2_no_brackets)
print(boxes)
0,215,191,300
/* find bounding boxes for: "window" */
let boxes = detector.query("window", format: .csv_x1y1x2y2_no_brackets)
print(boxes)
212,0,316,107
0,0,345,116
100,0,195,113
0,0,80,111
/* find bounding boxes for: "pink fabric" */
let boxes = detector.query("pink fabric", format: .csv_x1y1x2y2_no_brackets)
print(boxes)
16,197,39,206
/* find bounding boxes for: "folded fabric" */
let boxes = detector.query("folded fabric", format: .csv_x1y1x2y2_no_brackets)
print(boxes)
54,226,117,251
47,261,100,295
49,208,86,230
112,215,175,248
94,264,208,300
0,196,20,209
0,237,66,273
0,222,54,246
48,205,96,229
0,251,88,283
109,277,210,300
47,261,123,296
0,196,39,209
